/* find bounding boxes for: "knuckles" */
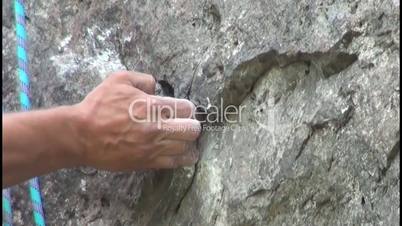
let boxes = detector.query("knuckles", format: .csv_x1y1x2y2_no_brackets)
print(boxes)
128,99,149,120
145,75,157,88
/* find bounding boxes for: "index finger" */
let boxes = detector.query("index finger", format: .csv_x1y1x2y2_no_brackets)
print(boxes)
151,96,196,119
108,70,156,94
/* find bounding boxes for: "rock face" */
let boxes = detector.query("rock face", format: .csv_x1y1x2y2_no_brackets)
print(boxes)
2,0,400,225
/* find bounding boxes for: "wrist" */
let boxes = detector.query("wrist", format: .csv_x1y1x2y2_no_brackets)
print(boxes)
56,104,88,168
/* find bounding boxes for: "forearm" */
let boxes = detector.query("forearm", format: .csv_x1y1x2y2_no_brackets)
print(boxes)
2,71,202,188
2,105,83,188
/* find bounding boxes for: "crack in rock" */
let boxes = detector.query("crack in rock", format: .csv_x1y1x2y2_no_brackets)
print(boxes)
222,31,361,108
380,139,400,179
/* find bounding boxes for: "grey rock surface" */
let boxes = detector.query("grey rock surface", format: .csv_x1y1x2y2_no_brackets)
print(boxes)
2,0,400,225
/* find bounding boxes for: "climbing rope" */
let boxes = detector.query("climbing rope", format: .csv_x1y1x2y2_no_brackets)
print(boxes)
2,189,13,226
1,1,46,225
2,108,13,226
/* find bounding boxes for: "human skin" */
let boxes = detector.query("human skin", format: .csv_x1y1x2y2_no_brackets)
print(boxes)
2,71,201,188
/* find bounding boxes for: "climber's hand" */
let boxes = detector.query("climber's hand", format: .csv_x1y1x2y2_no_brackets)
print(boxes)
74,71,201,171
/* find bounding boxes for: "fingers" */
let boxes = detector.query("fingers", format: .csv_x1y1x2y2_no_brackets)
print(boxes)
109,70,156,94
151,96,196,119
155,140,197,156
151,151,199,169
159,118,202,141
108,71,197,119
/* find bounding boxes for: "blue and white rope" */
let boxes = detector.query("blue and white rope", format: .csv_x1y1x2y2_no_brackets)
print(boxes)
2,189,13,226
13,1,46,225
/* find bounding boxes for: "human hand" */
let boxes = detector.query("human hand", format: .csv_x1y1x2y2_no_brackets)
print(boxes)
73,71,201,171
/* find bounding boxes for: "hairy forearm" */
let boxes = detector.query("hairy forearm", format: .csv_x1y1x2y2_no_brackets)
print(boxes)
2,105,83,188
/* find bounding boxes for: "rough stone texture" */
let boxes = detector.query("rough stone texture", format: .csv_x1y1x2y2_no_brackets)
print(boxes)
2,0,400,225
